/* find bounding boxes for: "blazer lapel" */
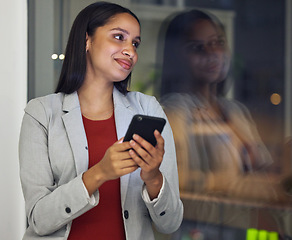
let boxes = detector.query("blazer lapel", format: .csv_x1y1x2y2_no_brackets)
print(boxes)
62,92,88,176
113,88,135,205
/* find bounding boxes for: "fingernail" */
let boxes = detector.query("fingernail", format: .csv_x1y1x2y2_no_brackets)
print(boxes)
133,134,138,140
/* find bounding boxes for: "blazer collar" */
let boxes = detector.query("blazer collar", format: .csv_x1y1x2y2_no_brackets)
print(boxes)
61,87,131,112
61,88,134,140
62,91,80,112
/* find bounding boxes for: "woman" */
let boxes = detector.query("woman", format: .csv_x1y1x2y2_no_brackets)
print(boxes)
160,9,272,198
19,2,183,239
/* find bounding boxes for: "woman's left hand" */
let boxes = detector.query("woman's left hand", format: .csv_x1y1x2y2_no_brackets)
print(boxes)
129,130,164,200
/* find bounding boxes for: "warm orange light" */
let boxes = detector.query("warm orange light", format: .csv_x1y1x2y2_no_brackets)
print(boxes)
270,93,281,105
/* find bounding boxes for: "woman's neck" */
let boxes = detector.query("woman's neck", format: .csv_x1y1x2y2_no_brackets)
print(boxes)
78,80,114,120
193,83,217,103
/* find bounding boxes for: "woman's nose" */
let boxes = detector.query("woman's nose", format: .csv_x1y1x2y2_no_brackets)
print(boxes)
122,49,131,57
122,43,136,58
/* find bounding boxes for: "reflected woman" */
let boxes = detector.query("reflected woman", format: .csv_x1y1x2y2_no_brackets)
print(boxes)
160,9,272,198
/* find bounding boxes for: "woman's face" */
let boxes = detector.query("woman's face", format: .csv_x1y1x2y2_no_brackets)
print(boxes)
182,19,230,85
86,13,141,84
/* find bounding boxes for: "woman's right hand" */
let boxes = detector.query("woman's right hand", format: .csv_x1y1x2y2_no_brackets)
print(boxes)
99,138,139,180
82,138,138,196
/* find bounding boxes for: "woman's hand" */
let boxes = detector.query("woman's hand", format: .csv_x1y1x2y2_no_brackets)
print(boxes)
99,138,139,180
129,130,165,200
83,138,138,196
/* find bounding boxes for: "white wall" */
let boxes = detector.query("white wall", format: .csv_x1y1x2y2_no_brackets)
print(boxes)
0,0,27,239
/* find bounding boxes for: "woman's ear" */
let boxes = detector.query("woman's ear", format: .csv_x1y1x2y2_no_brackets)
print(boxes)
85,32,89,52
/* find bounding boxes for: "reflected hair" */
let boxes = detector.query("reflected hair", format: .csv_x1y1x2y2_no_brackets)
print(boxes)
55,1,140,95
159,9,228,97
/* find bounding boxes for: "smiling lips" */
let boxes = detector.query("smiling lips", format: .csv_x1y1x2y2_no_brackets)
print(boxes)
115,58,132,70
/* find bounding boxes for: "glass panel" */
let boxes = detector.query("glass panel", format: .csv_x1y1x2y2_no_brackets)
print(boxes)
27,0,292,239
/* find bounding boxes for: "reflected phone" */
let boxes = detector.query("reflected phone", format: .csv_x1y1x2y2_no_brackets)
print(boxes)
123,114,166,146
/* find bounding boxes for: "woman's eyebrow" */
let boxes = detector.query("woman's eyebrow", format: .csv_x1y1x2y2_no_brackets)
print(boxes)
186,33,220,43
110,27,141,41
183,39,203,45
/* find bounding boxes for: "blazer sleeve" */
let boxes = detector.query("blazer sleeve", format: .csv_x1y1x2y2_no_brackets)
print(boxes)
142,96,184,233
19,99,99,236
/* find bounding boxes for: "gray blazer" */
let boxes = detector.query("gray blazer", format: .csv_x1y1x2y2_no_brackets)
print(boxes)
19,87,183,240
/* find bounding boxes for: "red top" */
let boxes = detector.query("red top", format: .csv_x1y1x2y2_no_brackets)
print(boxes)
68,113,126,240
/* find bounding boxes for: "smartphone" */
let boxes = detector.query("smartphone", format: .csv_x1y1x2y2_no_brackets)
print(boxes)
123,114,166,146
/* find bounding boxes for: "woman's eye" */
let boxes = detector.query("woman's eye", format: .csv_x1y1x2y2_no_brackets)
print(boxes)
114,34,124,41
210,40,218,46
186,44,204,52
132,41,140,49
210,38,225,47
195,45,205,51
217,39,225,46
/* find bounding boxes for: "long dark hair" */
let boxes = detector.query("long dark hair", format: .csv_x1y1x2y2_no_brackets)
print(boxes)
55,1,140,95
159,9,229,97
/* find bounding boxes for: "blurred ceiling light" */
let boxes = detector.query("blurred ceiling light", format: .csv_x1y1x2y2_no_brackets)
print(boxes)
270,93,281,105
59,54,65,60
51,53,58,60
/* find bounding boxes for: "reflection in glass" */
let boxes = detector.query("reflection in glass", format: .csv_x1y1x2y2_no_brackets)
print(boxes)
158,9,292,239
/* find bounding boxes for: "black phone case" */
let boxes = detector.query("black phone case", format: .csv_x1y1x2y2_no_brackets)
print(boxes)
123,114,166,146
